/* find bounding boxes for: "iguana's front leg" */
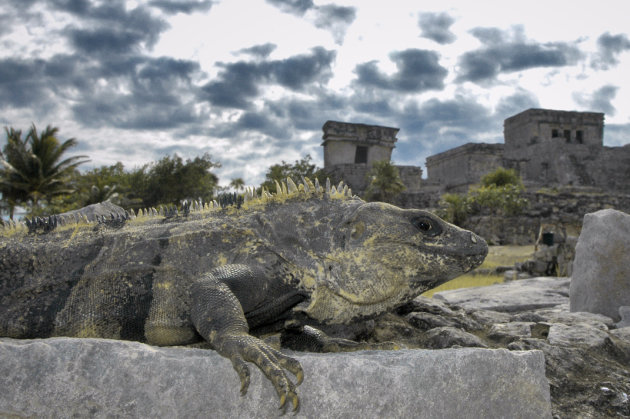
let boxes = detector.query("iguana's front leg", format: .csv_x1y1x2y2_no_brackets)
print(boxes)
190,268,303,412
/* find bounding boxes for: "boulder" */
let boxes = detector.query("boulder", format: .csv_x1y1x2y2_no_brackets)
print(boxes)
0,338,552,419
434,277,570,312
570,209,630,322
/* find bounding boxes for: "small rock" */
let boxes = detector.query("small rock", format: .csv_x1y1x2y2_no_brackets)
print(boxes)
397,296,456,316
512,312,547,323
533,309,614,329
547,323,610,348
424,327,488,349
469,309,513,326
488,322,534,343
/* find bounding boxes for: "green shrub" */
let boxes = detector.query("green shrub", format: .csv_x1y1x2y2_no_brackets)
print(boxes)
480,167,522,187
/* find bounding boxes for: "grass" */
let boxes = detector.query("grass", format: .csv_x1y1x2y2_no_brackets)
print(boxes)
422,245,534,297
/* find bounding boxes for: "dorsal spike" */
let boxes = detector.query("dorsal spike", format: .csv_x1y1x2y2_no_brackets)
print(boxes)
314,178,321,193
281,182,288,196
287,177,298,194
325,178,331,193
274,180,283,196
305,177,316,193
301,176,310,194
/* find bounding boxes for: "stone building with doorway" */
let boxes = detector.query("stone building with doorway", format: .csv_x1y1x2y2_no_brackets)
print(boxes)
321,120,423,195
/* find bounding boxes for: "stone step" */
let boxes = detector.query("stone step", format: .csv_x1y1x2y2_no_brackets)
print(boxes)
0,337,551,418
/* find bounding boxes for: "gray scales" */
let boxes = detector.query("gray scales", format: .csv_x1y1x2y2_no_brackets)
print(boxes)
0,178,488,412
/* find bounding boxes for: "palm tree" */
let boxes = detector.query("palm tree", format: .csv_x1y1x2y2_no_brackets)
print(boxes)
229,177,245,191
0,124,89,219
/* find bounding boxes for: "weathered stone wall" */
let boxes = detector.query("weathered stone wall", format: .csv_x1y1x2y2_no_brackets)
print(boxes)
425,143,504,189
322,121,398,167
458,189,630,245
325,164,424,197
397,165,423,193
423,109,629,193
504,109,604,151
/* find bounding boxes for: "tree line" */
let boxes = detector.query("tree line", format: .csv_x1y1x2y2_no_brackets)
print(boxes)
0,124,404,220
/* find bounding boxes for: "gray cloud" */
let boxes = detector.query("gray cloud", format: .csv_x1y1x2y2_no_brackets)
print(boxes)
149,0,213,14
236,43,277,59
266,0,356,44
494,90,540,120
418,12,456,44
0,58,50,109
313,5,356,44
573,85,619,116
354,49,447,92
0,51,203,130
200,47,336,109
592,32,630,70
457,26,583,83
265,0,314,16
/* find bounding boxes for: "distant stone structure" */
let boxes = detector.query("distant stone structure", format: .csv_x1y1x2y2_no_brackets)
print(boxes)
321,121,423,194
425,143,504,191
426,108,630,192
321,109,630,208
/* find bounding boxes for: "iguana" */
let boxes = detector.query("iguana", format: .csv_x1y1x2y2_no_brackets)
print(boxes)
0,178,487,412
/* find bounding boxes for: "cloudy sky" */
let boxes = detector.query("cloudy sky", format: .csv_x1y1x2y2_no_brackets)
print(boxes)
2,0,630,186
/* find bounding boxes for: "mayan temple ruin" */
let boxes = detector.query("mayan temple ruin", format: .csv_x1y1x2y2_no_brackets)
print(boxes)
322,108,630,197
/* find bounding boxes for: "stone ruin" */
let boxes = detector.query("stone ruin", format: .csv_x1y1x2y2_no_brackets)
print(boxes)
323,109,630,197
321,120,422,195
426,108,630,193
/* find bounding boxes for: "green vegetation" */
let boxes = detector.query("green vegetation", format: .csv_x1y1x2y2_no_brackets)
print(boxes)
363,160,405,203
0,125,89,219
438,167,528,226
260,155,328,193
0,125,223,219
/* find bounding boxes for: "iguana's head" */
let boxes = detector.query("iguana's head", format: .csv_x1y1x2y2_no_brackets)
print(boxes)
301,202,487,323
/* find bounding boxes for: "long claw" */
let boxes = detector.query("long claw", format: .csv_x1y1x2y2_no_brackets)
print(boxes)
296,370,304,386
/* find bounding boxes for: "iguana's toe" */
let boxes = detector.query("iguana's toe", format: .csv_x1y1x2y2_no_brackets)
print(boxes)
219,334,302,411
230,357,251,396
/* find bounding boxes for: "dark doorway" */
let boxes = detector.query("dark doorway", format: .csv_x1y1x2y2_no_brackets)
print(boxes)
564,130,571,143
355,146,368,164
576,130,584,144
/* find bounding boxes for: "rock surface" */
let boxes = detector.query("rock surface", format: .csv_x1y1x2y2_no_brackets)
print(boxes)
433,277,570,312
0,338,550,419
390,278,630,418
570,208,630,321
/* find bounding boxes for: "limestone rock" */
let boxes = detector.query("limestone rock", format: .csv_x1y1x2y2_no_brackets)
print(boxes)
434,277,570,312
488,322,534,343
570,209,630,322
470,309,513,326
547,323,610,348
424,326,488,349
616,306,630,328
0,338,551,419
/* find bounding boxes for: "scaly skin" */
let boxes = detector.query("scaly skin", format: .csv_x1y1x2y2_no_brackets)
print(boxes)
0,180,487,412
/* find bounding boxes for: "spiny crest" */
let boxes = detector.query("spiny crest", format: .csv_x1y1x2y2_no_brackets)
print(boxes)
0,177,355,235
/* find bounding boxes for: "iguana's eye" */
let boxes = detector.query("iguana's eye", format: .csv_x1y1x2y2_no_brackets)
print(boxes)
411,217,442,237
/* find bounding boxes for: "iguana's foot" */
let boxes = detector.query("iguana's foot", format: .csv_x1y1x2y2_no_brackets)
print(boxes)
281,325,405,352
218,333,303,412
